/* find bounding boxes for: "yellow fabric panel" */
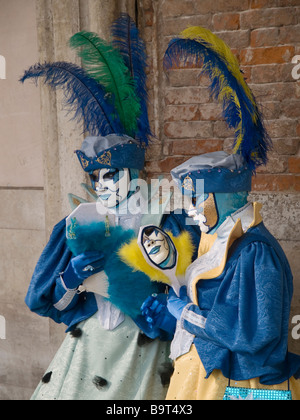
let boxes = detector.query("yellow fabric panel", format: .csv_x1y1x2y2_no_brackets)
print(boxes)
166,345,300,400
191,202,263,305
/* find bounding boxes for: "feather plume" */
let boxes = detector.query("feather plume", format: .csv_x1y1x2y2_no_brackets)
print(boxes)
163,27,272,170
67,222,164,319
20,61,122,136
69,31,141,138
111,13,153,145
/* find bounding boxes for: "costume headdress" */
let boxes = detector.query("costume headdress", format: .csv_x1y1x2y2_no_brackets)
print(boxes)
20,13,152,172
164,27,272,194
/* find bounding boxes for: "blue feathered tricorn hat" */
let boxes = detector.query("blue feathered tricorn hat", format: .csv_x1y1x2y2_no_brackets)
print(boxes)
20,13,152,172
164,27,272,195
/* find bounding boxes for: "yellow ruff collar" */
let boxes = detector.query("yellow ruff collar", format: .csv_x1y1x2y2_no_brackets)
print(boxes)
118,231,195,285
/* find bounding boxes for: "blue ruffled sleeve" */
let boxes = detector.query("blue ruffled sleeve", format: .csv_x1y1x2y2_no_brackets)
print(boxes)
183,242,289,350
25,218,98,330
180,241,298,383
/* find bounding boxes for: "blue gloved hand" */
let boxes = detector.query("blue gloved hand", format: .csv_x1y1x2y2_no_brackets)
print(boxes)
167,286,191,321
62,251,105,289
141,293,177,334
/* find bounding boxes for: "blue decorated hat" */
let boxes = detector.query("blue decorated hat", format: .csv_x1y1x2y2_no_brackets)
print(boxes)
20,14,152,173
76,134,146,171
171,151,252,195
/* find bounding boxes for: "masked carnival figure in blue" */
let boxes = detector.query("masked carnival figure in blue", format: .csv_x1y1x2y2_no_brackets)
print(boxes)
140,27,300,400
21,15,200,400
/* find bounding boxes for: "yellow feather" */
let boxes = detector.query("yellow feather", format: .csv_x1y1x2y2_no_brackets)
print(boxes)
118,231,195,285
180,26,256,109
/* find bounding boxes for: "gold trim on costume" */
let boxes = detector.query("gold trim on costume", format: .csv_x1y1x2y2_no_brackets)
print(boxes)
96,151,112,166
182,175,195,192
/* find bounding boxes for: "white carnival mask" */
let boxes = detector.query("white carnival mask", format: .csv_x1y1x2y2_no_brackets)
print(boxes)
90,167,131,208
143,228,171,266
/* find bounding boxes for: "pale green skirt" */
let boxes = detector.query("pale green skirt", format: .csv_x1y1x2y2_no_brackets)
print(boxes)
31,314,171,400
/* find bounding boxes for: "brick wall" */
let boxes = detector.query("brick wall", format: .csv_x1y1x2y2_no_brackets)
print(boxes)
138,0,300,353
139,0,299,189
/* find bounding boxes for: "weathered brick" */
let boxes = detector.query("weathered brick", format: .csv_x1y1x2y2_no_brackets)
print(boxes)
259,102,282,120
162,15,213,36
266,119,298,138
142,0,154,11
194,0,250,13
272,138,300,155
278,0,300,5
252,174,300,192
279,25,300,45
288,156,300,174
145,156,186,174
251,63,295,84
166,69,207,88
250,82,297,102
281,101,300,118
213,121,235,138
168,139,224,155
213,13,240,31
145,143,163,161
240,46,295,65
144,10,154,26
164,105,201,122
200,102,224,120
161,0,196,18
240,8,298,30
250,0,278,8
251,28,279,47
164,121,213,139
215,30,250,49
165,102,223,123
256,154,288,173
165,87,211,105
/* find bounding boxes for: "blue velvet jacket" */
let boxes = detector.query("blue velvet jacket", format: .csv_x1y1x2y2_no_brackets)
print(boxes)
180,222,300,385
25,211,200,334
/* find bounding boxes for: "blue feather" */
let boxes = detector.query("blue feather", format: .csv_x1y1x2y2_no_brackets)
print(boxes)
67,222,163,319
164,37,272,170
111,13,153,145
20,61,123,136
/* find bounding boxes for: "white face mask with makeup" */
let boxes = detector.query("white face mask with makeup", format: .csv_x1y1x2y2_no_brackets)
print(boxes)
143,229,171,266
90,167,131,208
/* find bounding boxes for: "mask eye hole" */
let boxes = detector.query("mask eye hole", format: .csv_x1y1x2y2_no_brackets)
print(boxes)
89,170,100,183
103,169,119,180
192,197,197,207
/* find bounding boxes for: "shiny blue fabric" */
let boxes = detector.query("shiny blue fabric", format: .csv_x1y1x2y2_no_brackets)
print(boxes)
182,223,300,385
25,211,201,333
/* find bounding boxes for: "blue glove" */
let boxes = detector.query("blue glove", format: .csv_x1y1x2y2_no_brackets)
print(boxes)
141,293,177,334
62,251,105,289
167,286,191,321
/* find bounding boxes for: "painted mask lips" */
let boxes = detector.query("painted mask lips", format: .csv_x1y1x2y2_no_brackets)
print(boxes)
149,245,161,255
99,193,111,201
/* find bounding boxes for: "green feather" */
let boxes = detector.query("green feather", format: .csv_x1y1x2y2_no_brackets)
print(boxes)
69,31,141,136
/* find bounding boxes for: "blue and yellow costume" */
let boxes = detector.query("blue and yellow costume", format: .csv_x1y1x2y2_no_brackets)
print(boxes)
160,27,300,400
21,15,201,400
